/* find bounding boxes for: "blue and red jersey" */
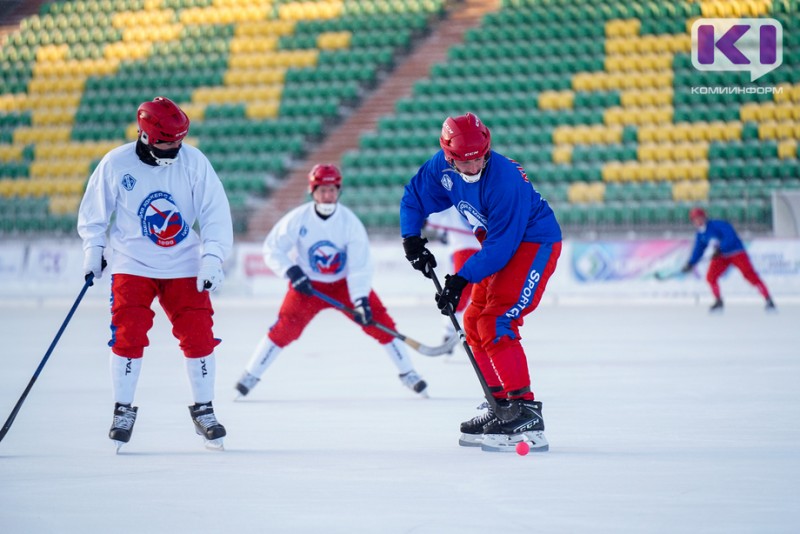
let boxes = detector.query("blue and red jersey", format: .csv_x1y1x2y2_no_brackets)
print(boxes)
400,150,562,282
687,219,746,266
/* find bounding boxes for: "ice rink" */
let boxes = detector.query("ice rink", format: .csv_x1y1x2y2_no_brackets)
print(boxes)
1,291,798,533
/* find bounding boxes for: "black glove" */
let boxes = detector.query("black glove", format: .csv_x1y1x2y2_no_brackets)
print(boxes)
286,265,313,295
403,236,437,278
681,263,693,274
352,297,373,326
435,274,469,315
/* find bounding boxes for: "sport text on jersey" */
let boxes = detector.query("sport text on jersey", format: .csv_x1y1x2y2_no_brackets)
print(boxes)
505,268,541,319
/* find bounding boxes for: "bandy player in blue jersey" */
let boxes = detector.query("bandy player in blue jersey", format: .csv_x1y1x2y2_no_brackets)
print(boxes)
400,113,562,452
682,207,776,313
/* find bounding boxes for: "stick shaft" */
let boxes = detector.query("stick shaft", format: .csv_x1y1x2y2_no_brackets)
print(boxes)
430,271,499,412
0,275,94,443
308,288,451,356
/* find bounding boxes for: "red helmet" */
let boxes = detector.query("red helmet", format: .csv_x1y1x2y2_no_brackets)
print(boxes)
689,207,707,221
137,96,190,145
439,112,491,161
308,163,342,192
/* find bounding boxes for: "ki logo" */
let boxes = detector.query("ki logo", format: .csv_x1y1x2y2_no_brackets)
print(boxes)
691,18,783,82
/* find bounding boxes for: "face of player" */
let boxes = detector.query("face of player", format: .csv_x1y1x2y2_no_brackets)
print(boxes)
313,184,339,216
313,184,339,203
690,215,707,230
451,157,487,183
153,139,182,150
146,138,183,165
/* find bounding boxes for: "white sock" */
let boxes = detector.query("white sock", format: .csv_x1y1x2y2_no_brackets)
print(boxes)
383,339,414,375
245,336,282,378
185,353,216,405
110,354,142,405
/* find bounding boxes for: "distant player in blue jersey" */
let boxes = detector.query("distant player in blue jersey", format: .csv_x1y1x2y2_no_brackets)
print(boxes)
399,112,562,453
682,207,775,313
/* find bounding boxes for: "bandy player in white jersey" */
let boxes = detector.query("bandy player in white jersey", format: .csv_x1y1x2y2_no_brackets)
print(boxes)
235,164,429,398
77,96,233,451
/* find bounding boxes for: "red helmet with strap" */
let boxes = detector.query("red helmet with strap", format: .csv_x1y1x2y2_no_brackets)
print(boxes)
308,164,343,192
439,112,491,161
137,96,190,145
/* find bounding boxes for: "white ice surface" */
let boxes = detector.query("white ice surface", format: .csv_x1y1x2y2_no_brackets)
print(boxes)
1,294,798,534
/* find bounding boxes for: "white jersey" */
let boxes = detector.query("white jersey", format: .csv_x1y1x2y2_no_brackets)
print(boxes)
426,206,480,252
77,142,233,279
263,202,372,300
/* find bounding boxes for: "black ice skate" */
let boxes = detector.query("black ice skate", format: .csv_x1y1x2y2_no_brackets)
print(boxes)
109,403,138,453
234,372,260,398
480,400,549,453
709,298,724,313
765,297,777,312
399,371,428,397
189,402,226,450
458,401,499,447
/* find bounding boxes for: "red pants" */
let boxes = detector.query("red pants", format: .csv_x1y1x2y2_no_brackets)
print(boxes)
463,241,561,400
268,278,396,347
707,250,770,300
109,274,219,358
452,248,479,313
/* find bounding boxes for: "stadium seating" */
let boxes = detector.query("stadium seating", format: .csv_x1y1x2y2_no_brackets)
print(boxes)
340,0,800,234
3,0,800,236
0,0,446,235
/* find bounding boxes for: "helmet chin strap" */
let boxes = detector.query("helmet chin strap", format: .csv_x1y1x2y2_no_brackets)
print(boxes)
448,157,486,183
140,132,181,166
459,171,482,183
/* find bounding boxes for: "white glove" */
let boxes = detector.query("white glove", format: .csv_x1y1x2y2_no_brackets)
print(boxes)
83,246,105,282
197,255,224,292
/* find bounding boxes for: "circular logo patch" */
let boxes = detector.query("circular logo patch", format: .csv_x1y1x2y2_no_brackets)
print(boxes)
138,191,190,247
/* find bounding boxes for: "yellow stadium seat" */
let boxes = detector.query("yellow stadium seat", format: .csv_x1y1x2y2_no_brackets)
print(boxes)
552,127,572,145
620,162,637,182
604,107,624,126
774,105,793,122
739,103,760,122
552,145,572,164
680,123,704,142
602,162,623,182
637,126,657,143
775,122,795,140
600,126,623,144
690,162,710,181
757,103,776,121
638,163,657,181
567,183,587,203
638,143,657,162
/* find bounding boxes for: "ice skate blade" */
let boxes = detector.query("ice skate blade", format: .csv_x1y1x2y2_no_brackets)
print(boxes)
458,434,483,447
112,440,126,454
204,438,225,451
480,432,549,453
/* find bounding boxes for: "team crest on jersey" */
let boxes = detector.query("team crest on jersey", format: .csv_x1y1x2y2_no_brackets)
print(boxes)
122,174,136,191
456,201,487,233
138,191,190,247
441,173,453,191
308,240,346,275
